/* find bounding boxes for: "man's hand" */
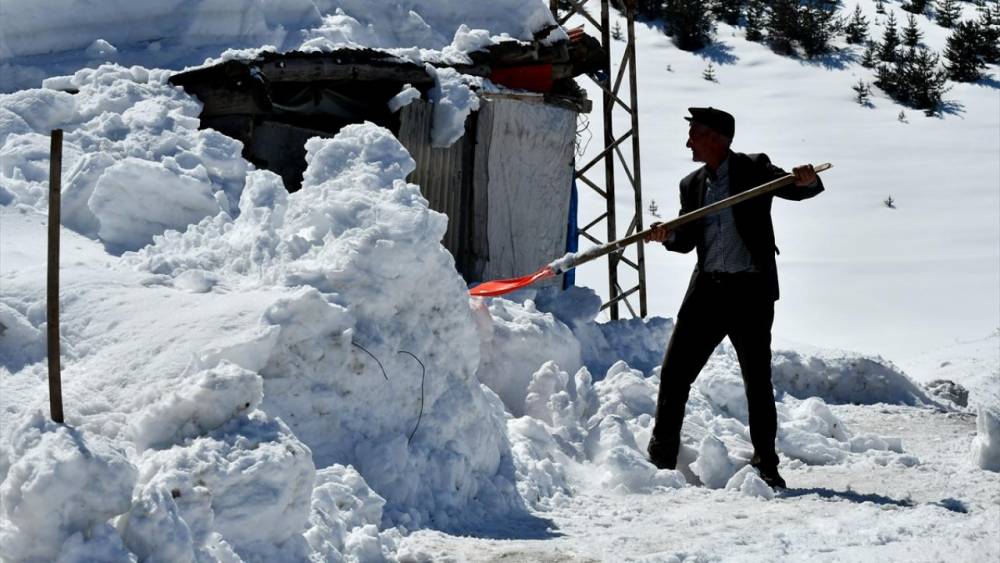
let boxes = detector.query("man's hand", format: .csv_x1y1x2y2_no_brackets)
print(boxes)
645,221,669,243
792,164,818,187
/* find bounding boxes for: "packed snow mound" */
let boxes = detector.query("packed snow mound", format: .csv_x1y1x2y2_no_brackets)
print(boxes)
771,348,935,406
1,0,562,92
0,65,249,252
298,3,563,60
971,406,1000,472
0,412,137,562
1,121,525,558
126,123,522,529
534,285,674,378
0,302,46,372
472,296,922,499
474,298,583,417
501,344,913,500
304,465,399,561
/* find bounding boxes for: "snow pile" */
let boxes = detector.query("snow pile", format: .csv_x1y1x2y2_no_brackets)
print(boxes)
771,348,935,406
297,0,559,52
125,123,521,530
971,406,1000,472
485,306,921,499
128,362,263,450
0,412,137,562
0,121,527,559
0,302,46,372
474,299,583,417
123,409,317,561
304,465,397,561
534,285,674,377
0,65,249,252
1,0,562,93
424,65,481,147
924,379,970,408
506,360,686,498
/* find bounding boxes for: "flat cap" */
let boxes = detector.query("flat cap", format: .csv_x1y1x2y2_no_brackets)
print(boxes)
685,107,735,140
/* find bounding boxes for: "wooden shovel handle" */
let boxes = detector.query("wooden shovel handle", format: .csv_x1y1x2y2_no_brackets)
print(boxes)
557,163,832,272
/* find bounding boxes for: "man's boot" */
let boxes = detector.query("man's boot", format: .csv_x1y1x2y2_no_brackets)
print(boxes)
647,437,677,470
751,460,786,489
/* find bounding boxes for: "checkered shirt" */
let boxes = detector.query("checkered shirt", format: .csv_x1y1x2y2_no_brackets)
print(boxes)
699,158,758,273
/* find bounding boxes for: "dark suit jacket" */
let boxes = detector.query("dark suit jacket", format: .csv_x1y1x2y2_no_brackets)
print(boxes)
666,151,824,302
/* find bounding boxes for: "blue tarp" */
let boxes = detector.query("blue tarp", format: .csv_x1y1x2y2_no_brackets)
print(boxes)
563,178,578,289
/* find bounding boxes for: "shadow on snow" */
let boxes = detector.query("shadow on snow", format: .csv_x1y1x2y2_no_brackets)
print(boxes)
780,487,914,508
697,42,739,65
445,511,563,540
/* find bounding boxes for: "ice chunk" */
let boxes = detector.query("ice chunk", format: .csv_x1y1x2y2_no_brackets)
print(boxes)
689,434,738,489
388,84,421,113
91,157,221,252
725,465,775,500
129,361,264,450
971,406,1000,472
424,64,480,147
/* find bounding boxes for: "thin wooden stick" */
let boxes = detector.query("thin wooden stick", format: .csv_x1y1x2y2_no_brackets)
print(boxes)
48,129,64,424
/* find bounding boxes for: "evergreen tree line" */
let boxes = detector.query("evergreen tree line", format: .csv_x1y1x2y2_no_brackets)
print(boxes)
857,2,1000,111
614,0,1000,113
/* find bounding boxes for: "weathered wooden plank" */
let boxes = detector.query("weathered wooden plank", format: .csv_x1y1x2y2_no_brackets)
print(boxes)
258,60,437,84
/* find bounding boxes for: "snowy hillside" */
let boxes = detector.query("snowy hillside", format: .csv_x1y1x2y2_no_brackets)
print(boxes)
1,1,998,561
570,0,999,364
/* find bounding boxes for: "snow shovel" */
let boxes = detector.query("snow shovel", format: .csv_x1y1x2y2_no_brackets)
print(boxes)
469,163,831,298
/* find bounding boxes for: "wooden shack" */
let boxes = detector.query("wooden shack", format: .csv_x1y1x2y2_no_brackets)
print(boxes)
169,33,599,286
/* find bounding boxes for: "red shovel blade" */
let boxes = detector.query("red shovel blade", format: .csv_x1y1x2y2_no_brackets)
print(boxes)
469,267,555,297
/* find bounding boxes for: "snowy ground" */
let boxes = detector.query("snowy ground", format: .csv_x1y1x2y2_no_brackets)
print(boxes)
1,1,998,562
404,405,998,562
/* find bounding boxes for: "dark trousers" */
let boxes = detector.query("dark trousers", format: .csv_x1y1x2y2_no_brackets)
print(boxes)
648,272,779,469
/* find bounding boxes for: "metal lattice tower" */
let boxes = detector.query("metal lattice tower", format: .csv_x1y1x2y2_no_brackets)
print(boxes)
551,0,647,319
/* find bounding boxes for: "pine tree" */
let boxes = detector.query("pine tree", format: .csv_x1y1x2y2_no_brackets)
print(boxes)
876,0,886,15
875,62,899,95
880,46,949,112
663,0,715,51
852,78,872,105
612,21,624,41
937,0,963,28
880,12,901,62
902,0,929,14
703,63,718,81
648,199,661,218
767,0,799,54
862,39,879,67
745,0,767,42
845,4,870,44
711,0,744,26
634,0,665,20
944,20,987,80
903,13,924,48
905,47,949,112
799,0,841,58
977,0,1000,63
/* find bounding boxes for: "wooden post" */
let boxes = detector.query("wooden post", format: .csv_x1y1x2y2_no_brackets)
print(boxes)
47,129,64,424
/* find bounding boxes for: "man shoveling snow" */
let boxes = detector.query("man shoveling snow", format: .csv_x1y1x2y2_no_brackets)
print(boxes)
644,107,825,489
